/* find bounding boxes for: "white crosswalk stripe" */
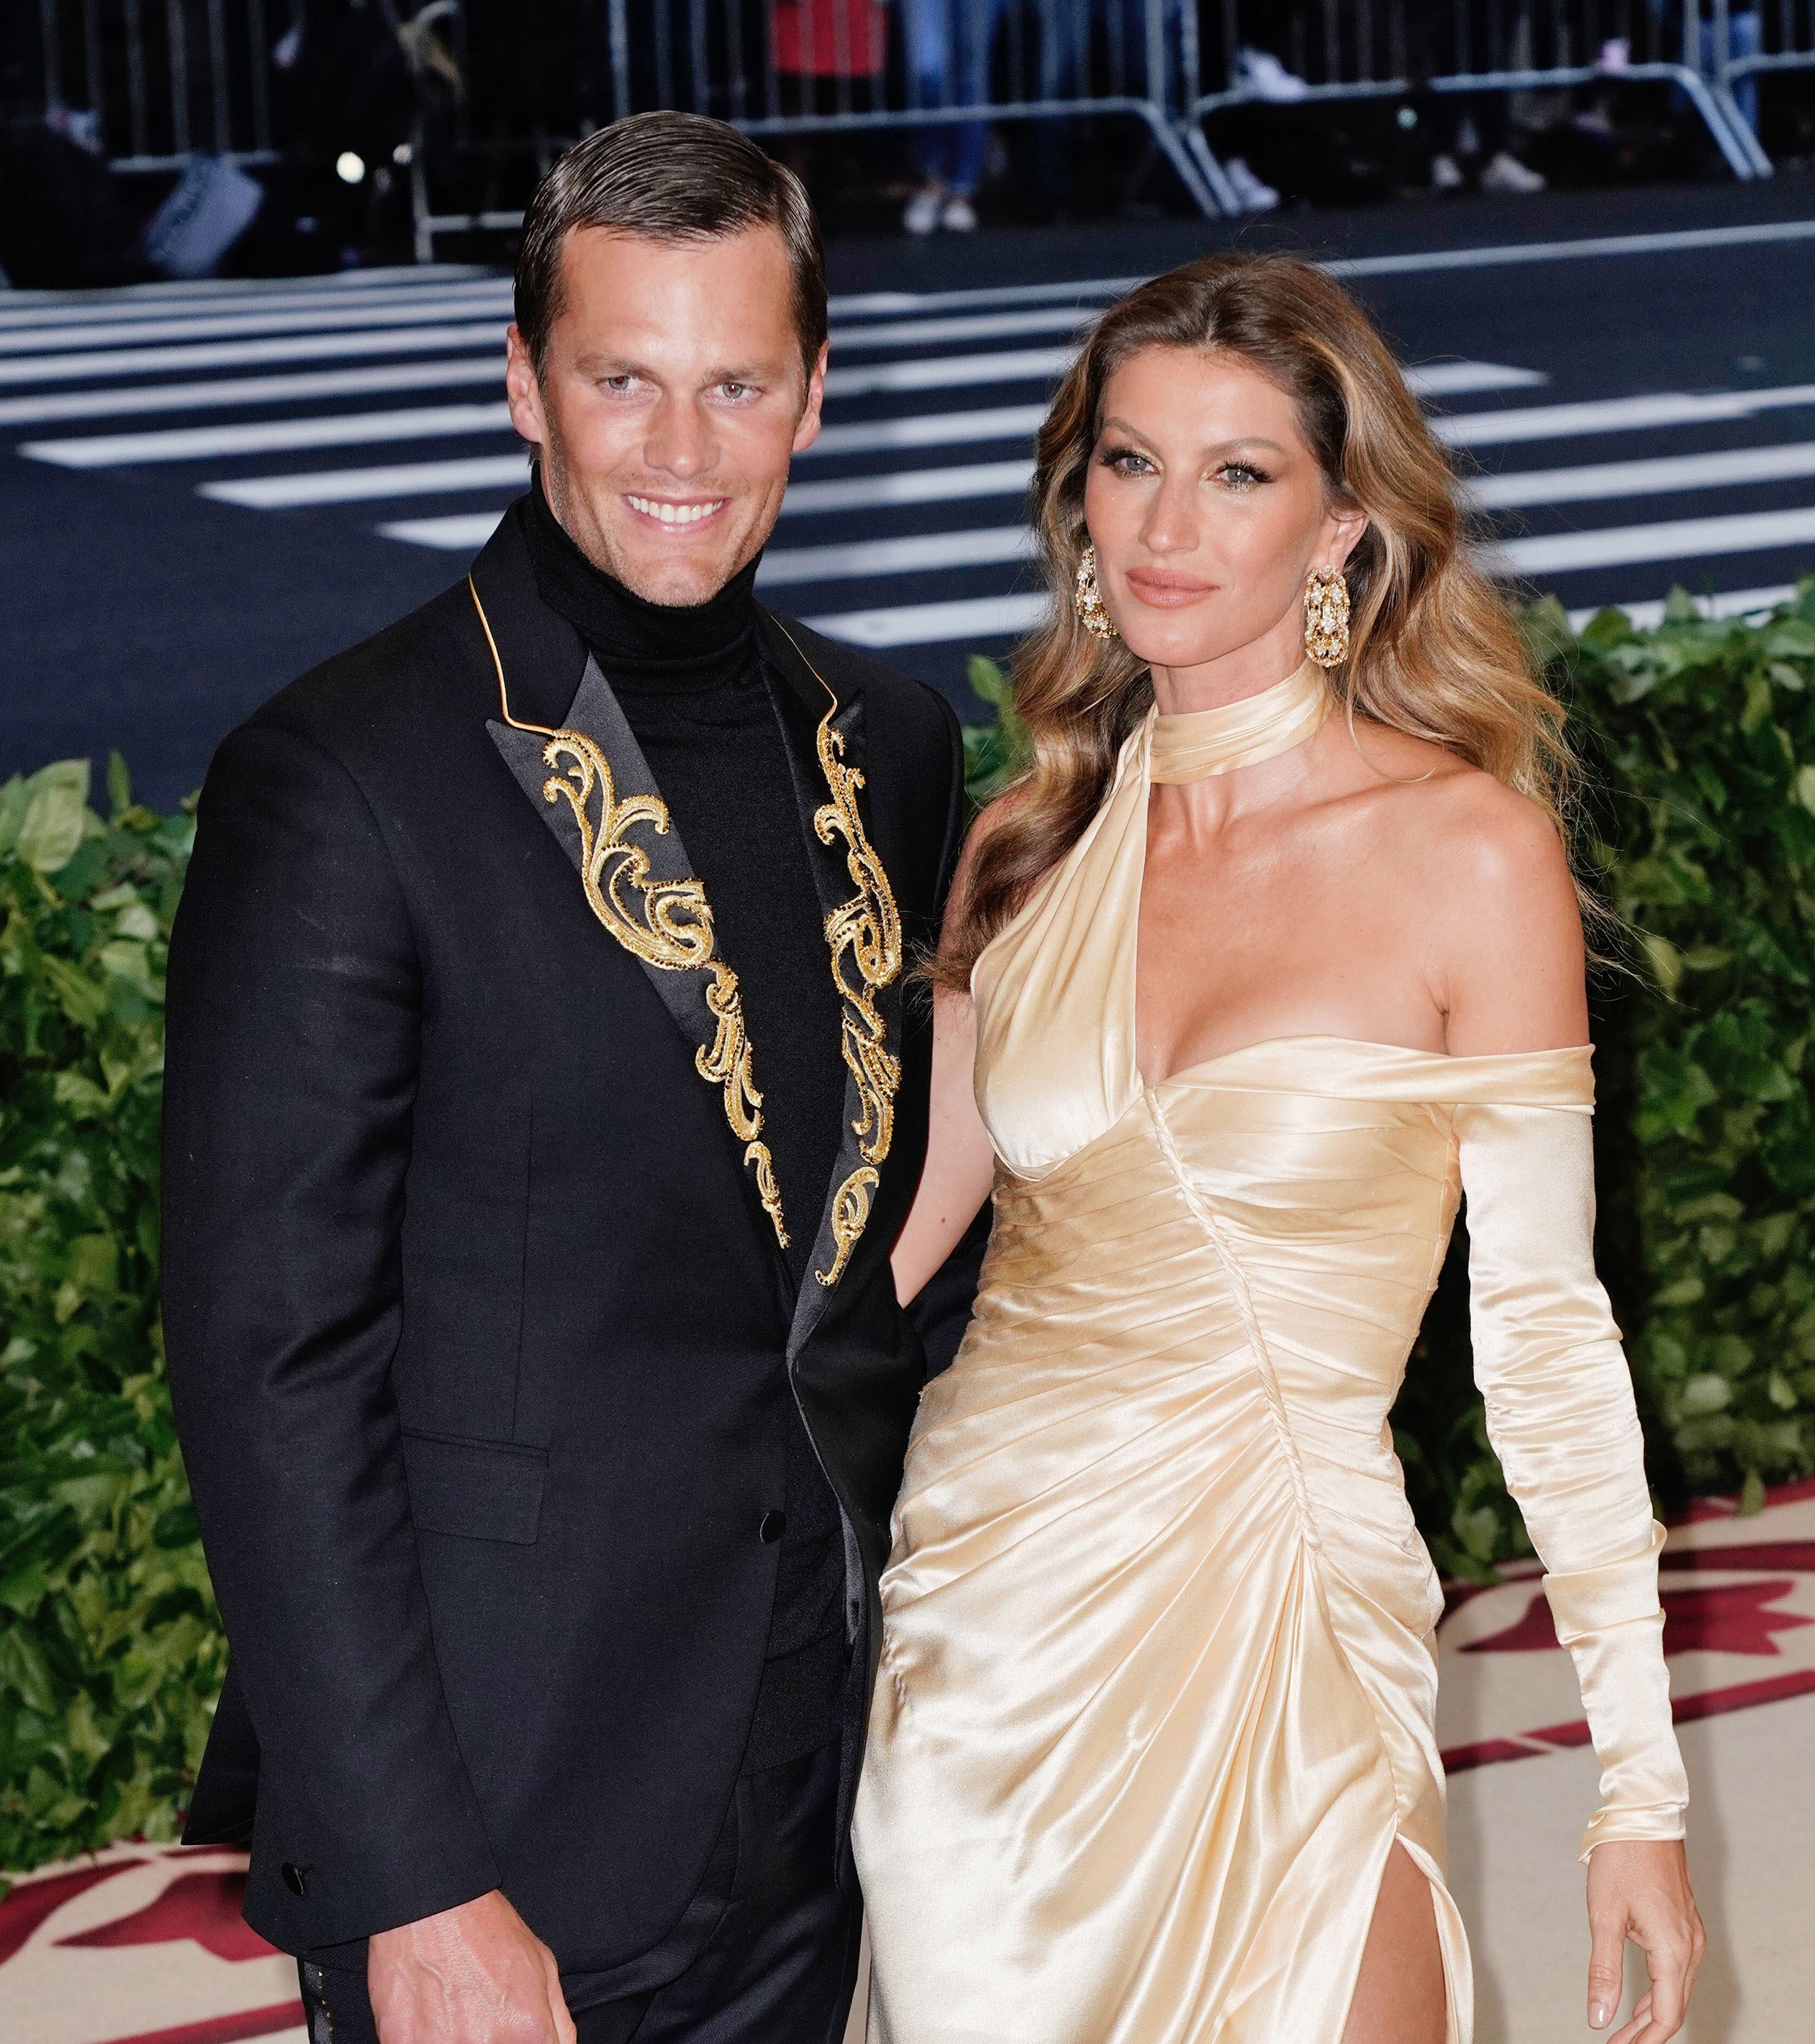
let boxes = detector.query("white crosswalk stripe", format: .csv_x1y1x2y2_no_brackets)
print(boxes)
0,358,504,427
5,262,1815,681
0,323,505,388
0,292,514,356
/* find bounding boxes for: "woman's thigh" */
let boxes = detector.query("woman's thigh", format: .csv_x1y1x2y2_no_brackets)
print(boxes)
1339,1841,1446,2044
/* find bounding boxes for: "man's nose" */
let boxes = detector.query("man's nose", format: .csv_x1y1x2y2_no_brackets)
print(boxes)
644,395,713,481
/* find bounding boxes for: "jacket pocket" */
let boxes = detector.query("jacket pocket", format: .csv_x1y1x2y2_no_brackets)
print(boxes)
401,1429,548,1545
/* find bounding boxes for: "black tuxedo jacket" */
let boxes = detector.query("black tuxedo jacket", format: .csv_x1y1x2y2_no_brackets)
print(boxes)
161,504,967,1970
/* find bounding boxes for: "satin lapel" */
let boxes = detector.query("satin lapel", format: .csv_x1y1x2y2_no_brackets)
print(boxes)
479,592,791,1256
759,614,906,1354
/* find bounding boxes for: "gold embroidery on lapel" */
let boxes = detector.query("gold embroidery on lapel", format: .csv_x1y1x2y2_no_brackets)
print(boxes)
769,618,905,1288
473,578,789,1250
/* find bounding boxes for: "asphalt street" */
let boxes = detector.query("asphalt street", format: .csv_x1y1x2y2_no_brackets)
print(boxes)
8,179,1815,807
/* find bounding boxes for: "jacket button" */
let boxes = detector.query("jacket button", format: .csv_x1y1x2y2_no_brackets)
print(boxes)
758,1510,786,1543
281,1862,309,1897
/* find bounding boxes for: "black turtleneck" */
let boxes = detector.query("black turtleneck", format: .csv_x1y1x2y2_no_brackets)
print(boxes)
521,481,851,1769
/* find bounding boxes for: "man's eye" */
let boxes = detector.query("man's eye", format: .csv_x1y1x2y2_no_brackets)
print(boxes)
720,382,752,400
600,374,637,392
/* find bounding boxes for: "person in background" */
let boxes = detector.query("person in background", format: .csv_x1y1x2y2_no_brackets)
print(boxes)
1406,0,1549,193
901,0,1009,233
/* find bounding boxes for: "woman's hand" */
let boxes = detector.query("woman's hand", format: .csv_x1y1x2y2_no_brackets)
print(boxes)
1585,1839,1705,2043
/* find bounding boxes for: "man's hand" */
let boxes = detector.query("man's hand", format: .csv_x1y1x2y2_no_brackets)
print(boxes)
369,1890,576,2044
1585,1839,1705,2044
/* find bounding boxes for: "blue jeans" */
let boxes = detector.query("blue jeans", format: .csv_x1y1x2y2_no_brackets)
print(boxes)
906,0,1012,193
1036,0,1188,104
1703,10,1763,133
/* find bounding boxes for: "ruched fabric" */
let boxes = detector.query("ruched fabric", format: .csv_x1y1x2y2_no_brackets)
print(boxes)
852,711,1686,2043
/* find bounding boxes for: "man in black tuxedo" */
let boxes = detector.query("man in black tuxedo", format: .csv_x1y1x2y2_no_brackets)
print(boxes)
163,112,970,2044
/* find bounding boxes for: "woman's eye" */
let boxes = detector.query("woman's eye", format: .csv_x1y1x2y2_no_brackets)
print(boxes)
1217,461,1269,491
1100,446,1154,476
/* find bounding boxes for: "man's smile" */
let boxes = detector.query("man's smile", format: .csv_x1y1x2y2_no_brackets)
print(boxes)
624,492,730,529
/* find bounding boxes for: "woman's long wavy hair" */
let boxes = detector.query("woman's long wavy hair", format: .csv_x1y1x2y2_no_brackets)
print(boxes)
933,251,1579,989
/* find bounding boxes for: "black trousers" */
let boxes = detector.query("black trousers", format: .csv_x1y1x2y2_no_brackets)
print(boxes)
298,1743,859,2044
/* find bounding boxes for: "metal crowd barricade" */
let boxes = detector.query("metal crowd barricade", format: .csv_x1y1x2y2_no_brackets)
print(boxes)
409,0,1226,254
1180,1,1771,205
28,0,297,170
1709,0,1815,126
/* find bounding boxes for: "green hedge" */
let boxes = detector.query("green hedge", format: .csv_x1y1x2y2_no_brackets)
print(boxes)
4,589,1814,1874
0,761,217,1880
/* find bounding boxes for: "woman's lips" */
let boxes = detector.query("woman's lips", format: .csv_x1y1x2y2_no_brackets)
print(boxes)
1123,568,1218,610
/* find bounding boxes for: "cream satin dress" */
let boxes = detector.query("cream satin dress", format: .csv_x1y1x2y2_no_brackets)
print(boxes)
852,664,1688,2044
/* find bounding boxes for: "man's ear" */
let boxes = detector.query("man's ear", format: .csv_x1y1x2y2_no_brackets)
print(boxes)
505,325,550,452
792,340,831,456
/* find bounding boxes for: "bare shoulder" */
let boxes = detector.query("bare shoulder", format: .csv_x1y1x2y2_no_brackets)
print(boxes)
954,779,1035,891
1341,722,1573,914
1335,722,1587,1051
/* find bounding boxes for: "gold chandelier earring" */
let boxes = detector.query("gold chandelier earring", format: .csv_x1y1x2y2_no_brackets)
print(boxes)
1074,543,1117,642
1303,566,1351,669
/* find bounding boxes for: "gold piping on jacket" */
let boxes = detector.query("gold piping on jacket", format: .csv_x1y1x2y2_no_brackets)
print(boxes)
471,577,789,1250
767,617,904,1287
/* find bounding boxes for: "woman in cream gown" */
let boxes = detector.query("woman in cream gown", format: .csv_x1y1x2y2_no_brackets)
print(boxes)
853,255,1705,2044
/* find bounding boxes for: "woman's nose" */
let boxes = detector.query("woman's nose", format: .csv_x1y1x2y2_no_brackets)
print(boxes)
1138,480,1198,556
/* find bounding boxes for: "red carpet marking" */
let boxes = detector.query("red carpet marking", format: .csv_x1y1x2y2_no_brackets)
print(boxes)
1660,1539,1815,1573
0,1860,144,1966
1659,1579,1814,1655
1669,1667,1815,1723
1460,1578,1814,1657
56,1868,277,1964
1527,1716,1595,1750
1442,1661,1815,1773
1680,1474,1815,1521
99,2000,305,2044
1434,1736,1548,1772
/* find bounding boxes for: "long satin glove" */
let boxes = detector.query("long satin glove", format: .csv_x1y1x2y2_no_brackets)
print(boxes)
1455,1097,1689,1861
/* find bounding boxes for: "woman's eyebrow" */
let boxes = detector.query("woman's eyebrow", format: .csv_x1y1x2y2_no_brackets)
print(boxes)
1096,417,1292,459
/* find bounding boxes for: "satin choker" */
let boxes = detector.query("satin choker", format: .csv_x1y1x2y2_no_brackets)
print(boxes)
1149,660,1332,784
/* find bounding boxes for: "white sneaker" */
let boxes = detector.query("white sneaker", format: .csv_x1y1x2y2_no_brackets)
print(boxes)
940,194,978,234
1480,149,1547,194
1233,48,1310,104
1430,151,1464,192
1224,157,1280,213
902,186,941,236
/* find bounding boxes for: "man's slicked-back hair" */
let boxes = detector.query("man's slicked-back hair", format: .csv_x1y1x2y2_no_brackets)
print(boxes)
514,110,828,386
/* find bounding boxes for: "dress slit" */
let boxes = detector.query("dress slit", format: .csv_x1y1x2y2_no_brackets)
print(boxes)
1344,1833,1467,2044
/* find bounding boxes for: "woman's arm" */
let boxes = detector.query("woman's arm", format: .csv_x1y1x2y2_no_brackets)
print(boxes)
891,805,1011,1305
893,978,995,1305
1435,782,1704,2044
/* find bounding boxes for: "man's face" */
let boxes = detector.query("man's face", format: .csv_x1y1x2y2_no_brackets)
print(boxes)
505,224,825,608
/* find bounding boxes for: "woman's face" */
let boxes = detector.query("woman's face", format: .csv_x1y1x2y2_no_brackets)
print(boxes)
1081,345,1367,685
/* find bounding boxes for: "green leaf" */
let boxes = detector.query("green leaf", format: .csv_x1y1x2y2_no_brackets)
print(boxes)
0,773,29,857
965,654,1012,709
1642,933,1684,997
1680,1374,1733,1416
14,762,93,874
105,752,132,820
39,955,107,1031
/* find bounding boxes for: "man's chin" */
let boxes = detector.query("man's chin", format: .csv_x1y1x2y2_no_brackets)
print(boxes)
609,545,750,610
